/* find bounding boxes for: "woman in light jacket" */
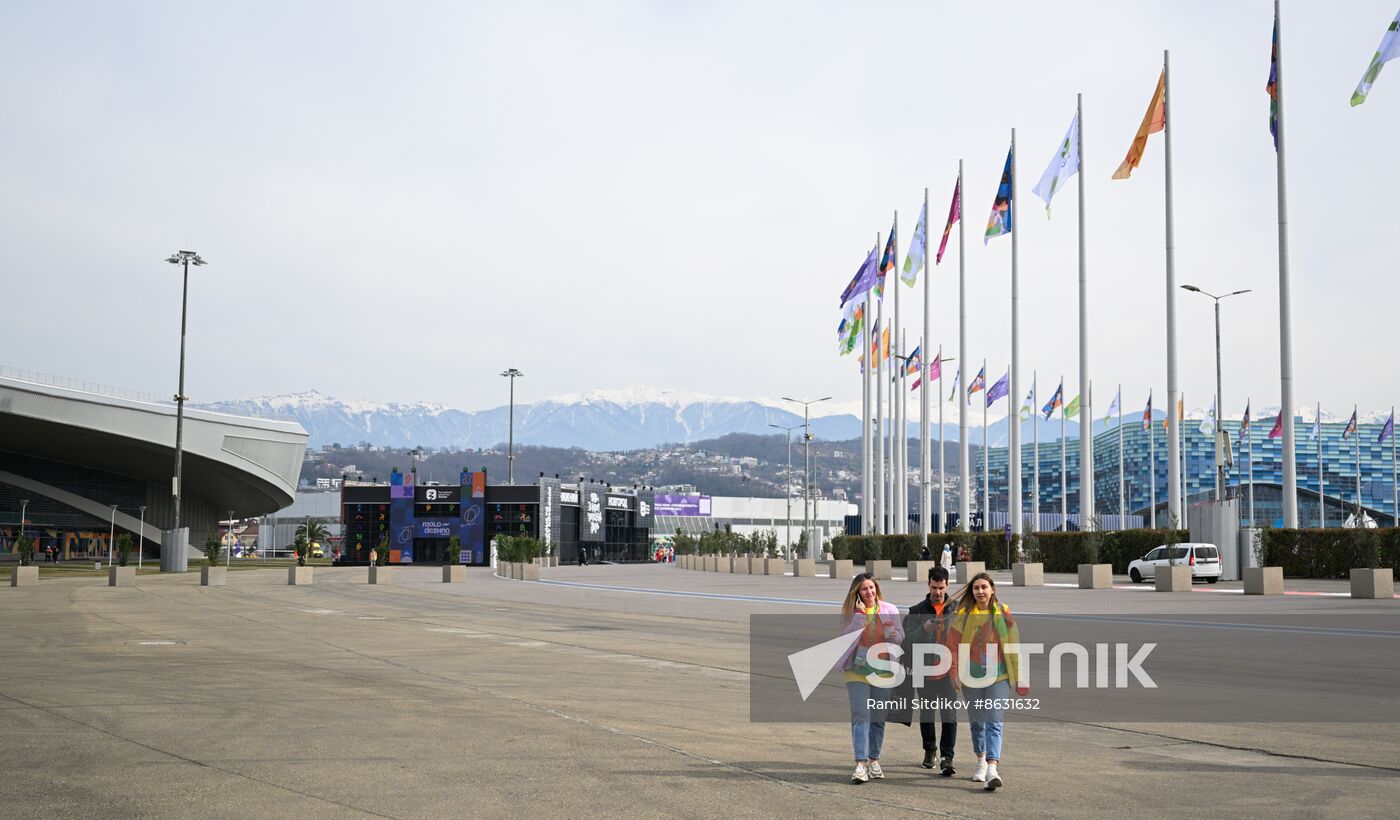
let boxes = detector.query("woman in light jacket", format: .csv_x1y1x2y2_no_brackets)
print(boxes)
949,571,1028,792
838,572,904,784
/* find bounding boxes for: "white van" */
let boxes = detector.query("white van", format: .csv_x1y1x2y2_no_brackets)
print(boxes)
1128,543,1222,584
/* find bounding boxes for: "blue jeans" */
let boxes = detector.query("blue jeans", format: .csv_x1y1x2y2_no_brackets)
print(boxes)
965,679,1010,761
846,680,886,761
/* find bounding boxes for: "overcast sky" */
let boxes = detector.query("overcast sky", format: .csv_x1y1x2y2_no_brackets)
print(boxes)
3,1,1398,420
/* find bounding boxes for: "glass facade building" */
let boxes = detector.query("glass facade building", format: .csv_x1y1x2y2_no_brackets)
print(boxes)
978,416,1398,528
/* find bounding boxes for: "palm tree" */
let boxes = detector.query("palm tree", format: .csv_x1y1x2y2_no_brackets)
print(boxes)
296,520,330,554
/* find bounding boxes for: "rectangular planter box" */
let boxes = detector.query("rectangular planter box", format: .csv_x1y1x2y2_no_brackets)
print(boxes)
443,564,466,583
200,566,227,587
716,556,734,573
288,566,314,585
763,558,785,575
1350,567,1395,599
907,560,937,583
1077,563,1112,589
108,566,136,587
866,560,892,580
1155,564,1192,592
10,565,38,587
957,561,986,583
1012,562,1044,587
511,562,523,580
368,566,393,584
1243,566,1283,595
748,556,763,574
520,562,541,581
828,559,854,579
794,559,816,577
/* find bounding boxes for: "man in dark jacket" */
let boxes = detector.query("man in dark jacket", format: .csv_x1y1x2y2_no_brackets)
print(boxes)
902,565,958,775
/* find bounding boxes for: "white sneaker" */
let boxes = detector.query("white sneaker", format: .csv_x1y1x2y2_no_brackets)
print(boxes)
985,763,1002,791
868,760,884,779
970,758,987,782
851,762,869,784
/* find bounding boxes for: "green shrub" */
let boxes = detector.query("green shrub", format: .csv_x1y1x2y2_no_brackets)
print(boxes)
204,533,222,566
446,535,461,564
115,533,134,567
16,535,35,567
1261,528,1400,578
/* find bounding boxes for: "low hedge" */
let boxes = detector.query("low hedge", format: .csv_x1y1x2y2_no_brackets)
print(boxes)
1260,528,1400,579
1023,529,1187,573
830,534,923,567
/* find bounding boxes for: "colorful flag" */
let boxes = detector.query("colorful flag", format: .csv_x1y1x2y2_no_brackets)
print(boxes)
1033,112,1081,214
1380,411,1395,443
1142,392,1153,431
857,352,864,374
1352,9,1400,106
1020,386,1036,420
905,345,922,377
936,177,961,264
876,221,898,300
1042,382,1064,420
928,351,941,383
1312,403,1322,439
1200,398,1217,435
1105,388,1121,424
1343,408,1359,440
881,326,890,362
837,304,863,356
986,370,1009,406
1113,69,1166,180
984,146,1013,244
869,318,880,361
839,244,880,308
901,202,927,287
1240,401,1252,436
967,366,987,403
947,371,960,403
1064,394,1081,419
1268,11,1280,150
1268,413,1283,440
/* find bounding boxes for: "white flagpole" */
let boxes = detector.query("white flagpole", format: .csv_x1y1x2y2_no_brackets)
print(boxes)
1033,373,1040,532
1248,398,1255,528
862,293,872,534
921,186,931,541
1180,390,1188,529
1060,377,1067,527
982,358,989,529
1354,405,1362,516
958,162,970,533
937,346,945,533
899,327,908,533
875,235,885,535
1318,403,1325,528
1077,93,1094,532
1009,129,1023,542
1118,384,1124,525
1275,0,1300,529
1163,50,1183,528
1150,394,1157,529
1392,406,1397,526
892,211,903,535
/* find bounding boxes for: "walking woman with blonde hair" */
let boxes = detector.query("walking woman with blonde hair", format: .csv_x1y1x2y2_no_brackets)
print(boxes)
837,572,904,784
949,572,1028,791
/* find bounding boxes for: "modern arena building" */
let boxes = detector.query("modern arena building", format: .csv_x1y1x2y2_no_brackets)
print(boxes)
979,414,1400,529
1,368,307,561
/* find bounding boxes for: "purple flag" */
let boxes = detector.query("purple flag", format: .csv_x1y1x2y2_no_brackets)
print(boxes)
985,370,1009,406
839,244,880,308
1381,412,1394,444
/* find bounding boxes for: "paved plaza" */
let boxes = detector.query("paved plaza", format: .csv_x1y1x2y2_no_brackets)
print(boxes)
3,563,1398,818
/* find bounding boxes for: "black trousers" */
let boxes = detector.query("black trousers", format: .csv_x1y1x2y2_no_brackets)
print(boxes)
916,678,958,759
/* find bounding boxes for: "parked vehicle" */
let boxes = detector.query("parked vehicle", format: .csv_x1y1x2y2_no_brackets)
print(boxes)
1128,543,1222,584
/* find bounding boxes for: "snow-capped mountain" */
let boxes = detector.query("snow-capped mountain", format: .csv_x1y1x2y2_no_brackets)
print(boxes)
199,387,865,450
199,387,1398,452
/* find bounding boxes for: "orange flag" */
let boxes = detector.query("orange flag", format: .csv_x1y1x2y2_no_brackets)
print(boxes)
1112,69,1166,180
881,327,891,361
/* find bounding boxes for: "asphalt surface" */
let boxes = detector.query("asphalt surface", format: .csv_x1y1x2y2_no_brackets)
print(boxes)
2,563,1398,818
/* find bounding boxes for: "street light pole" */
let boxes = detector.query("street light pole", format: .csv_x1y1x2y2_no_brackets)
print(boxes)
18,499,28,555
500,368,524,484
1181,285,1252,503
108,504,118,568
165,250,206,532
769,423,802,553
782,396,831,553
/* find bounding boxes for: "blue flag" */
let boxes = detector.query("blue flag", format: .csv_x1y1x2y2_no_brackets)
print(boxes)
1381,411,1394,444
839,244,880,308
985,370,1009,406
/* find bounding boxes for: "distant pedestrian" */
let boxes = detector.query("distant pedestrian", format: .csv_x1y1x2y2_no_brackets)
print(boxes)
578,547,587,567
920,544,932,562
369,547,378,566
838,572,904,784
902,565,959,776
950,572,1028,791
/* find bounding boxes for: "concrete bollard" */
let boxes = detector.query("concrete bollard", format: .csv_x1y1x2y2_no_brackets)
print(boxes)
108,566,136,587
1350,567,1394,599
866,560,893,581
828,559,855,579
1243,566,1282,595
1154,565,1192,592
956,561,986,583
10,566,39,587
794,559,816,577
443,565,466,583
287,566,314,585
763,558,785,575
1012,563,1044,587
368,565,393,585
907,560,938,583
1076,563,1112,589
200,566,227,587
